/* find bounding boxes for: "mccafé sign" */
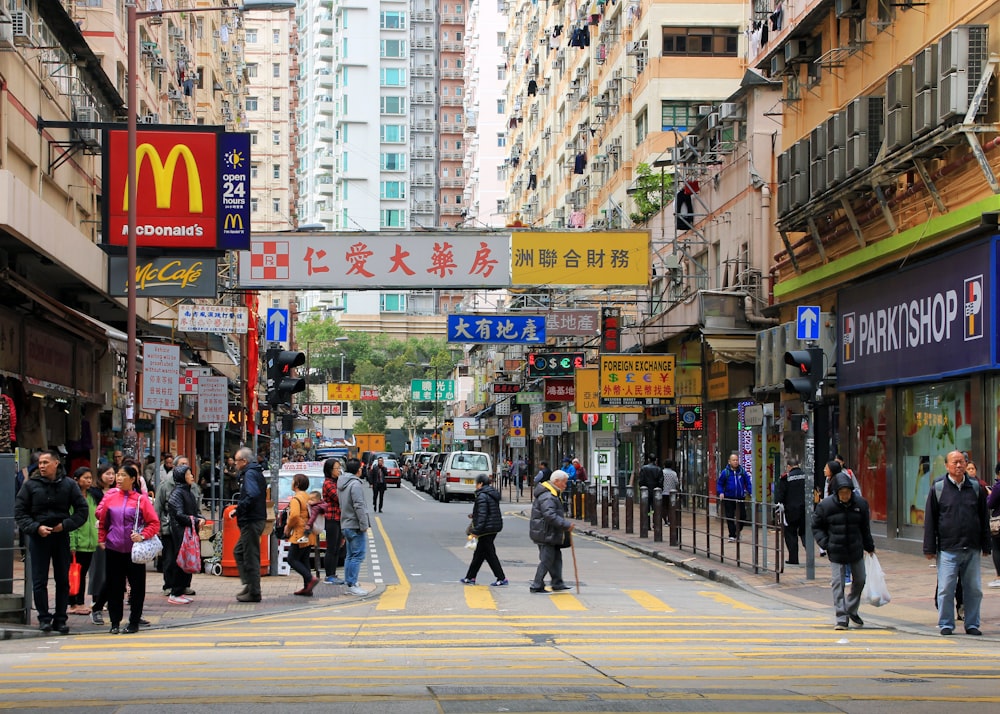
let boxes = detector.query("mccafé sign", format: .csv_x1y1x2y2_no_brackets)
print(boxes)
108,255,218,298
103,128,251,251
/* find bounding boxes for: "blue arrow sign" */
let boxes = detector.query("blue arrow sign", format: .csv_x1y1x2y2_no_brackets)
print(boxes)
511,413,523,428
265,308,288,343
796,306,820,341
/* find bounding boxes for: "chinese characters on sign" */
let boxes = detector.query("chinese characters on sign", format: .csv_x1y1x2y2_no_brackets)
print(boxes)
410,379,456,401
141,343,180,412
448,315,546,344
240,234,510,288
326,383,362,401
511,232,649,287
302,403,344,416
178,305,248,333
598,354,676,407
544,378,575,402
545,309,600,336
197,376,228,424
573,368,643,414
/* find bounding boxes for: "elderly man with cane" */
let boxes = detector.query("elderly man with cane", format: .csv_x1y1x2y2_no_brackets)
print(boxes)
529,470,576,593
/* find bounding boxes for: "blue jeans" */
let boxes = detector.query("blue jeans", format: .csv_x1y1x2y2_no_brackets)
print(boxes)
937,549,983,631
342,528,367,587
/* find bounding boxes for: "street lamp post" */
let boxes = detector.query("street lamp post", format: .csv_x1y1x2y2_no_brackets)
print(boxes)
122,0,295,457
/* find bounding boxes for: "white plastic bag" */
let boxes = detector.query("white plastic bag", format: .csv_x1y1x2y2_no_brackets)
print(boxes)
464,535,478,550
861,551,891,607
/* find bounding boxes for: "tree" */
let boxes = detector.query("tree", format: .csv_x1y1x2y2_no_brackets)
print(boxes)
629,162,673,225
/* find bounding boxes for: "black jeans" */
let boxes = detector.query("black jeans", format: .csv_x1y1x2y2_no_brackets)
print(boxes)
722,498,747,538
783,514,806,564
324,520,342,578
465,533,505,581
160,533,177,592
105,548,146,629
372,486,385,512
69,550,94,606
287,543,313,586
28,531,71,626
234,519,266,597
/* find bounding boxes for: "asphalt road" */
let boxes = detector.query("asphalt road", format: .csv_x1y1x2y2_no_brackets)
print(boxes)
4,481,1000,712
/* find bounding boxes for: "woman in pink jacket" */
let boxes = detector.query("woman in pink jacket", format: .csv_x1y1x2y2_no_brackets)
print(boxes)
96,464,160,634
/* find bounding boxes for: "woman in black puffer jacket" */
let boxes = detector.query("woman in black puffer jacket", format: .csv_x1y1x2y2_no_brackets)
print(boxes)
461,475,507,586
165,465,203,605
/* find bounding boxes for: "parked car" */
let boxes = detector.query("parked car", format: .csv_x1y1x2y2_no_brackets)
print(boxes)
383,458,402,487
437,451,493,502
413,452,435,492
426,452,448,498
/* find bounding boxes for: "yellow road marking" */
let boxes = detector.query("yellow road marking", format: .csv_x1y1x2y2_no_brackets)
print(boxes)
464,585,497,610
375,517,409,611
623,589,675,612
549,593,587,611
698,590,764,612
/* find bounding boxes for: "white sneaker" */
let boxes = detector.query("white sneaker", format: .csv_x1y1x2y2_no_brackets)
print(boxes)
990,579,1000,588
347,585,367,596
167,595,192,605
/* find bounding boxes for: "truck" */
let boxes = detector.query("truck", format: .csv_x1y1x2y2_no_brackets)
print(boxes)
351,433,386,460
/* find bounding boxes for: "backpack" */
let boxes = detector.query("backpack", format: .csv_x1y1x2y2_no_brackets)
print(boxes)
275,504,290,540
933,476,980,502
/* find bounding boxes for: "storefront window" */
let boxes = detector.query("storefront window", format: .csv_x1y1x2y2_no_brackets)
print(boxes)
850,392,887,522
988,375,1000,471
899,379,971,526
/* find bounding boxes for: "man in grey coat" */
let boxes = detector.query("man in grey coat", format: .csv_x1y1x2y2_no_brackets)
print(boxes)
528,470,575,593
337,457,370,596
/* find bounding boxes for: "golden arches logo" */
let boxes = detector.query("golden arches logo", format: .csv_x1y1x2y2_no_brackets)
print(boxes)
223,213,244,231
123,143,204,213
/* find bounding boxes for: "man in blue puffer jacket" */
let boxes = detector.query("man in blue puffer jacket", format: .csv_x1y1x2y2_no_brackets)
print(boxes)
717,453,752,542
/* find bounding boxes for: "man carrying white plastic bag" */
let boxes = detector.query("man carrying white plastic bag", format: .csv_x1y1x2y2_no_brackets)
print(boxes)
812,467,877,630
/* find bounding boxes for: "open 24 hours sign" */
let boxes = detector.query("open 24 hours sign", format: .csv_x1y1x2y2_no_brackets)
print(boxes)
598,354,676,407
103,128,251,251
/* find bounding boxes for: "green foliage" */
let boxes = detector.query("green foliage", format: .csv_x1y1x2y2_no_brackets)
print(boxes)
629,162,673,225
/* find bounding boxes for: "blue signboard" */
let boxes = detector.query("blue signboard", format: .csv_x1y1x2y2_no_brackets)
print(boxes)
265,308,288,343
217,132,251,250
796,305,821,341
447,314,546,344
837,239,991,390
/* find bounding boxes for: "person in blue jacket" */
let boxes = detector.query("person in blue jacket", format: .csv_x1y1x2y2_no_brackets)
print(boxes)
717,453,752,542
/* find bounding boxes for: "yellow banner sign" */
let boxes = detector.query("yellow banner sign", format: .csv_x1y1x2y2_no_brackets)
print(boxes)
574,368,642,414
598,354,675,406
511,231,650,286
326,383,361,401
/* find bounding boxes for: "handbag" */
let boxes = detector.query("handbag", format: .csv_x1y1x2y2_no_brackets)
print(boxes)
991,514,1000,536
68,553,81,597
176,516,202,574
130,493,163,564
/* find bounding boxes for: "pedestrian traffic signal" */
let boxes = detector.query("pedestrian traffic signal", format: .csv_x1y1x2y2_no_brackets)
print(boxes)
265,348,306,406
783,347,824,402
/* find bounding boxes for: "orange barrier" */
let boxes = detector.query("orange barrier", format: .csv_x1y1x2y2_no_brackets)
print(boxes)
220,504,271,576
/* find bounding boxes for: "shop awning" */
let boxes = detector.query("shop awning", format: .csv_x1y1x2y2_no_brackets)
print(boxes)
705,335,758,364
66,305,130,354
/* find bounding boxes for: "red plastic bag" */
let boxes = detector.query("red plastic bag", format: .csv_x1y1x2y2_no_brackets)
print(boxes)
68,553,81,597
176,517,202,574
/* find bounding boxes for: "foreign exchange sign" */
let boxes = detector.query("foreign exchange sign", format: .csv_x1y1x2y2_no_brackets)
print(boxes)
598,354,676,407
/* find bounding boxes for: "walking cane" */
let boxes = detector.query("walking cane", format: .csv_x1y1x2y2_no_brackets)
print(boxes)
569,529,580,593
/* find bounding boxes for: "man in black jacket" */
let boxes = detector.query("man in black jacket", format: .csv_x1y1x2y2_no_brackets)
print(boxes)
775,456,808,565
369,457,388,513
812,470,875,631
923,450,991,636
636,455,663,529
461,474,507,586
14,450,88,633
529,470,575,593
230,447,267,602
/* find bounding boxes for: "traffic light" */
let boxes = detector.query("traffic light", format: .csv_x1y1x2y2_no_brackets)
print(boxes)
265,348,305,406
783,347,824,402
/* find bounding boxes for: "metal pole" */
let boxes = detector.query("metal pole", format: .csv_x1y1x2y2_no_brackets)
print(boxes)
209,427,216,522
123,0,138,460
804,402,816,581
153,410,162,492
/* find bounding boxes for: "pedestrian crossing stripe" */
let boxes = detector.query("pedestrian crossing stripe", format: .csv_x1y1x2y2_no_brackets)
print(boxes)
623,589,674,611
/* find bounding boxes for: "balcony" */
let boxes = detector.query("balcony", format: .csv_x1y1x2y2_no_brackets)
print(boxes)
411,119,435,132
441,205,464,215
413,37,436,50
412,174,435,186
440,151,463,161
441,178,464,188
440,123,462,134
441,69,463,80
412,64,435,77
440,41,463,52
413,147,437,159
441,14,464,24
412,9,433,22
440,96,463,106
412,92,435,104
413,201,434,214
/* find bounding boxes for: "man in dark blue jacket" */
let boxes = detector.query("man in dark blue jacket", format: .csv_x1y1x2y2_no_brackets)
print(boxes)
230,447,267,602
717,453,752,541
924,450,991,636
14,450,88,633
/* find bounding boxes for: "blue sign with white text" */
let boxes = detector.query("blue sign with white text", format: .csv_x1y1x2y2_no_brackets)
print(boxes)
216,132,251,250
447,314,546,344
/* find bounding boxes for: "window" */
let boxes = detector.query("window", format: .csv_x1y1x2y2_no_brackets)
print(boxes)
251,198,258,212
456,140,463,149
272,62,281,78
272,96,280,111
380,181,406,199
497,133,506,147
497,65,506,80
272,198,281,212
380,96,406,114
380,293,407,312
456,3,463,13
456,113,463,123
635,110,648,144
456,168,462,177
381,39,406,57
381,124,406,142
246,63,259,78
662,26,739,57
246,29,257,43
380,68,407,86
250,163,259,179
456,59,462,68
497,32,505,46
381,153,406,170
456,31,462,41
273,164,280,179
245,96,258,111
272,29,280,44
497,98,506,113
455,87,462,97
272,130,281,144
380,209,405,228
380,11,406,29
661,101,698,132
250,132,258,146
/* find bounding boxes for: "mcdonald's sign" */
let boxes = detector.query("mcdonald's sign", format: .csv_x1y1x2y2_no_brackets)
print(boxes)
103,128,251,251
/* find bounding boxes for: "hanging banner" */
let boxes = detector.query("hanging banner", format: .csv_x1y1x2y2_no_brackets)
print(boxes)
447,314,546,344
598,354,676,407
178,305,248,333
511,231,649,286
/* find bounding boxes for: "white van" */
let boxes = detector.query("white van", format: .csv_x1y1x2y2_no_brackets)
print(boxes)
438,451,493,502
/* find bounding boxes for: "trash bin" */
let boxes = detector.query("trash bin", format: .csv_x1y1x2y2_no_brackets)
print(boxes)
220,504,271,576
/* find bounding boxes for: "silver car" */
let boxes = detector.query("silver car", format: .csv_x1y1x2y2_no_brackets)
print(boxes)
438,451,492,502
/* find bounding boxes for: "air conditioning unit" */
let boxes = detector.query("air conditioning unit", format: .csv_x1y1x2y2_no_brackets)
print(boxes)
707,112,720,129
626,40,647,55
886,66,912,110
835,0,865,18
697,105,713,116
886,106,912,152
11,10,32,45
138,112,160,124
777,181,790,216
168,89,185,102
168,26,184,39
826,147,846,186
175,108,192,120
777,152,790,184
221,50,230,61
913,87,937,135
152,57,168,70
790,172,809,209
913,45,937,91
938,27,967,76
826,111,846,149
810,125,827,160
846,133,870,175
75,107,99,146
810,158,827,198
936,25,989,123
771,54,787,76
225,80,235,92
719,102,744,121
791,139,810,175
785,38,817,63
